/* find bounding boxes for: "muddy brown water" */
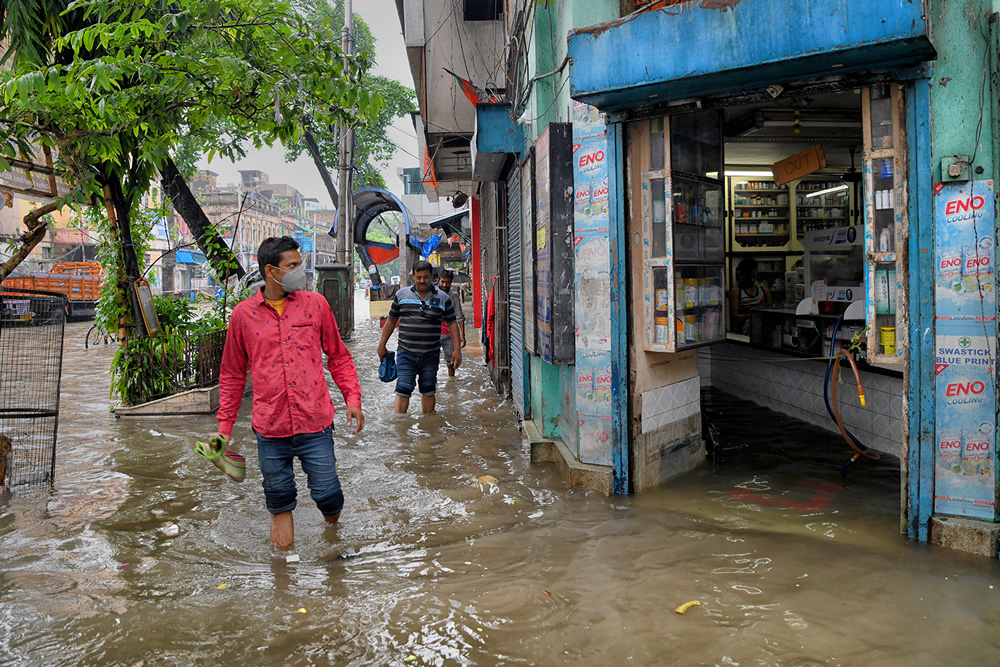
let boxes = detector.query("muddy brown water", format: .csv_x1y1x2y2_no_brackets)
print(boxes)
2,292,999,665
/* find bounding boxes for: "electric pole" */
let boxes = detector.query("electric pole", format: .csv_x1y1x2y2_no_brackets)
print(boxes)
336,0,355,336
336,0,354,269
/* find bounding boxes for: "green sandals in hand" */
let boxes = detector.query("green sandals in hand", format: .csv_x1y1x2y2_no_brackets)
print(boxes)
194,435,246,483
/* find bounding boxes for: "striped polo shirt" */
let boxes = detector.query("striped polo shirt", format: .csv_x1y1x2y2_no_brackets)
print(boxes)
389,284,456,356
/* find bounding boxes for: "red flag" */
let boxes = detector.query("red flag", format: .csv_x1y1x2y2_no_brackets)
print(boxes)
443,68,499,106
422,146,439,188
443,68,479,106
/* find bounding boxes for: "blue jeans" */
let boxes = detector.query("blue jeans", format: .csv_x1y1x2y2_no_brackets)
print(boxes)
395,348,440,397
254,425,344,517
440,335,455,369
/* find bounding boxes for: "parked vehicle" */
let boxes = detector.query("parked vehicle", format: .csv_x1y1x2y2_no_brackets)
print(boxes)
1,261,103,320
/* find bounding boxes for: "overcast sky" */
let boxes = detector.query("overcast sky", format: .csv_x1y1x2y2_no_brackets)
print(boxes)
198,1,417,209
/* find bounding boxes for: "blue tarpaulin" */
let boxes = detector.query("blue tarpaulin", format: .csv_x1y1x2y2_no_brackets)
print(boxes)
175,250,207,264
420,235,443,258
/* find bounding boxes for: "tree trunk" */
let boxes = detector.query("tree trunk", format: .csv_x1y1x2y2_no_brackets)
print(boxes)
304,128,339,209
160,156,245,280
105,179,142,280
101,178,147,337
0,201,60,281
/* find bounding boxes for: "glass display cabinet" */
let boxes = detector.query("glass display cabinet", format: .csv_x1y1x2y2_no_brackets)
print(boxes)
863,84,908,364
641,112,726,352
796,178,853,239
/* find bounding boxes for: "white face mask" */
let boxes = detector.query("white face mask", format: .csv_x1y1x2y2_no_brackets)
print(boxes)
275,265,306,293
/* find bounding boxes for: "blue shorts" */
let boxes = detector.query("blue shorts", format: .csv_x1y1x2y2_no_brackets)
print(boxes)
254,425,344,517
395,348,440,397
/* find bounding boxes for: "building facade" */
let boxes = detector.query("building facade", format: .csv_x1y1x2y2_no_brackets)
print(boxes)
399,0,1000,555
191,169,336,276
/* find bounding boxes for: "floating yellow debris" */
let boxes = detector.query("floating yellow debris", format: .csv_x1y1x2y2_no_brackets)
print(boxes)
476,475,498,485
404,655,417,663
298,608,307,614
674,600,701,614
217,583,228,590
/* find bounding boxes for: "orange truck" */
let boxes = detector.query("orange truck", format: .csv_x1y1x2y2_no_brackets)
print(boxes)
2,261,103,320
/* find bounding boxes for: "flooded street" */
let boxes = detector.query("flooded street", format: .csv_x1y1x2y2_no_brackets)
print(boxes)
2,292,999,665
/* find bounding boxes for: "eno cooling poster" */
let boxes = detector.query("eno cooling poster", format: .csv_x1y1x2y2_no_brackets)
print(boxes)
933,180,996,518
572,100,613,466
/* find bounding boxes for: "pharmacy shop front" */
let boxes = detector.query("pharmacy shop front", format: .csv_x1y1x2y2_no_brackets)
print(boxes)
568,0,1000,549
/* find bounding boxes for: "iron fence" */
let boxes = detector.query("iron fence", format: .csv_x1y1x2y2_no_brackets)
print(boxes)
0,288,67,491
118,329,227,406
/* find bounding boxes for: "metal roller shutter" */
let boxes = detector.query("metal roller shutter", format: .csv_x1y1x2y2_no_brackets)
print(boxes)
506,171,526,419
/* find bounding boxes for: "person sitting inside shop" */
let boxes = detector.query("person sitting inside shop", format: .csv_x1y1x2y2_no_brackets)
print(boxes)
730,258,772,335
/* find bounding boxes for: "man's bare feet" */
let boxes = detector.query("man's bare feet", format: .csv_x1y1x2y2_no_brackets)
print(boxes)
271,511,294,550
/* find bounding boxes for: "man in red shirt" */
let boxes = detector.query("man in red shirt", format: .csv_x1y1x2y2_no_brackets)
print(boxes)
214,236,364,549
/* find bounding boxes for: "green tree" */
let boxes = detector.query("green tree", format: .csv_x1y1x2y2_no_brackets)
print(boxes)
0,0,382,294
0,0,384,405
284,0,417,191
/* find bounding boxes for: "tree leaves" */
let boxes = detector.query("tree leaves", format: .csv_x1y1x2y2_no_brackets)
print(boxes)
0,0,384,206
281,2,415,189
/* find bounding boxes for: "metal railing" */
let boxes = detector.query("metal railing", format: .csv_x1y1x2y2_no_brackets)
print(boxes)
118,329,227,406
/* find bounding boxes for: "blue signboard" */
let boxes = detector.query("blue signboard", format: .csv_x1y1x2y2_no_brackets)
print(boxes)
292,231,314,253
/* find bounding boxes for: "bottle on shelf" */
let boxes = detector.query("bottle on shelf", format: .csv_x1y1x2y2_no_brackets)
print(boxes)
654,270,669,343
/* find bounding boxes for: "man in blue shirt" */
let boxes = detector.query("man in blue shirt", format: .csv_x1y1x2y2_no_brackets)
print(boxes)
377,260,461,413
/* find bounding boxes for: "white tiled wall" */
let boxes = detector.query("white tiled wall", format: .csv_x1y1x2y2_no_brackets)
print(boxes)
641,377,701,433
699,343,904,458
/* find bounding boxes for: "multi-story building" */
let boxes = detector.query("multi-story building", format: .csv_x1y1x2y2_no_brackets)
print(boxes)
0,160,77,274
398,0,1000,556
192,169,296,274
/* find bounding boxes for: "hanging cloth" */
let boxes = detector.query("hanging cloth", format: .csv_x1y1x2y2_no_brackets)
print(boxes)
485,276,497,365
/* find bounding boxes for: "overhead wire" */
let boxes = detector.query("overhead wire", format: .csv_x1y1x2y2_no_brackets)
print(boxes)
451,0,502,93
516,70,569,125
965,12,994,169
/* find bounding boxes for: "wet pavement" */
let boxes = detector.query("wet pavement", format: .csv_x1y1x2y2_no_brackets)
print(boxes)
2,291,1000,665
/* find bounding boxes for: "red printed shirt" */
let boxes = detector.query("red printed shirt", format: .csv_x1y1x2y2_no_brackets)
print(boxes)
217,288,361,438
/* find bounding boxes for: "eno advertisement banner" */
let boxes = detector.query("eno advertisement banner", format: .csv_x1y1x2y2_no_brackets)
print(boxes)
934,334,996,517
933,180,997,519
572,100,613,466
934,180,995,324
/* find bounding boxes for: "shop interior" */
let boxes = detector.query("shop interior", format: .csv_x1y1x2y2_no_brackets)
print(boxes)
659,86,904,364
645,85,906,458
721,88,868,356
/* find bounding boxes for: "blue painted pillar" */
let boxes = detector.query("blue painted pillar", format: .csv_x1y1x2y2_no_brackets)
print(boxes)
906,76,935,541
608,120,630,494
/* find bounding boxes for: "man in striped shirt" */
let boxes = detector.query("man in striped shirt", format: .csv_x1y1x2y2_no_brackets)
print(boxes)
377,260,461,413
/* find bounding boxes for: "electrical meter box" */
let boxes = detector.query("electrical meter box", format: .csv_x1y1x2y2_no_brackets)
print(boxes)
315,263,353,341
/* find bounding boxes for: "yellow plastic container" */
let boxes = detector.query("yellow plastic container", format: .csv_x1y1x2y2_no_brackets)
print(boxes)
879,326,896,355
